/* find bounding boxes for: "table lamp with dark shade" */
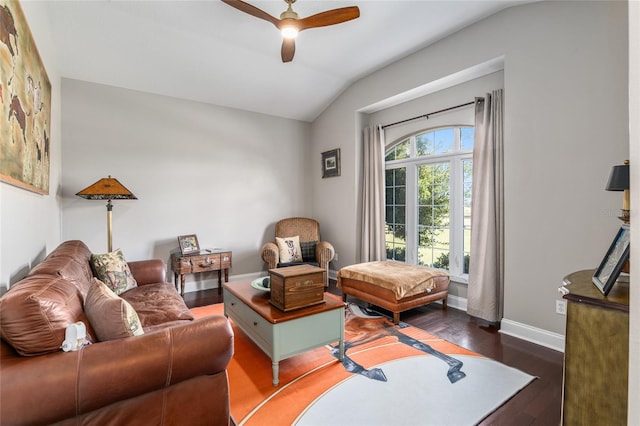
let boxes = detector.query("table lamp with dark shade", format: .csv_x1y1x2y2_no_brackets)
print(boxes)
76,176,137,252
605,160,630,223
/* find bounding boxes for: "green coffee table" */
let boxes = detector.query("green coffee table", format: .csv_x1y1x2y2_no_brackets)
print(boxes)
223,280,345,386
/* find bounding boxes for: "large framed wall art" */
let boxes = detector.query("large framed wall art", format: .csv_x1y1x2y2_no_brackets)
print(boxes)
0,0,51,194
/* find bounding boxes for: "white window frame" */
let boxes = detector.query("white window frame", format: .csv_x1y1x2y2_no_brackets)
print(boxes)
385,126,472,283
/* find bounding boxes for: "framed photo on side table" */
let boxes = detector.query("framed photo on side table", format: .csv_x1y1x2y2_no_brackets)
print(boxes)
321,148,341,178
592,224,630,295
178,234,200,255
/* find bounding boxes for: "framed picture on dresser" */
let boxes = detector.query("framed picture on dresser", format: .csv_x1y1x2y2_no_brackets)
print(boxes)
592,224,630,295
178,234,200,255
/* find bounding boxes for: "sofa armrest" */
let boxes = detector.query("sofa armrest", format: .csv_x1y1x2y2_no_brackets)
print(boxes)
128,259,166,285
261,242,279,269
0,315,233,425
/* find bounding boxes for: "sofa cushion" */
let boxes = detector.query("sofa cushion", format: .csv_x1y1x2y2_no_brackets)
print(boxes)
122,283,194,329
0,275,96,356
276,236,302,263
85,279,144,341
45,240,93,264
91,248,138,295
28,256,94,302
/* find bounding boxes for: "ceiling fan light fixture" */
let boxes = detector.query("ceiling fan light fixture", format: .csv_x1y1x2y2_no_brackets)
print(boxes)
281,25,299,39
221,0,360,62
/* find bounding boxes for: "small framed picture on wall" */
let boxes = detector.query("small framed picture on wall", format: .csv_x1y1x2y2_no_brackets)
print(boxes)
322,148,341,178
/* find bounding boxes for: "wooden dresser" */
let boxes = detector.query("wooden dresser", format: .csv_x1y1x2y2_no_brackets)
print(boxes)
561,269,629,425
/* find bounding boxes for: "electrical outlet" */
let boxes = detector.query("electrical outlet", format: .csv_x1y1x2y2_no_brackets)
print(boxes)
334,252,339,262
555,299,567,315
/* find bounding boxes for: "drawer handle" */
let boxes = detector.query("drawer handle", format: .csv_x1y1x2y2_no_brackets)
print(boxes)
296,279,315,287
199,257,216,266
253,321,258,326
230,302,235,306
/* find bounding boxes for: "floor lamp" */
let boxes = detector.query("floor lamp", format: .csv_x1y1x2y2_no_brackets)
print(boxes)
76,176,137,252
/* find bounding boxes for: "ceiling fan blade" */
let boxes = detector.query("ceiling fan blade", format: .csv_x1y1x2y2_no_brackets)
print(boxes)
297,6,360,31
281,38,296,63
220,0,280,27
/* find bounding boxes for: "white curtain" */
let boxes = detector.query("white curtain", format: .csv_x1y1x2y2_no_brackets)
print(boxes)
467,89,504,323
361,125,386,262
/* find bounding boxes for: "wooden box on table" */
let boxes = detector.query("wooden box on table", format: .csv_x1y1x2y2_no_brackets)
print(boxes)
269,265,325,311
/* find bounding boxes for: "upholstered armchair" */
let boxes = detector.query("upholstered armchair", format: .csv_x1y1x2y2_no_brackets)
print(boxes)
261,217,335,286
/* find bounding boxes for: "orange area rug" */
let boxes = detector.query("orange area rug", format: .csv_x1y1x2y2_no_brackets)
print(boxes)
191,303,534,425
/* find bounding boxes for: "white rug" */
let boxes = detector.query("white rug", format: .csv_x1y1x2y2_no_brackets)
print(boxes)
295,355,535,426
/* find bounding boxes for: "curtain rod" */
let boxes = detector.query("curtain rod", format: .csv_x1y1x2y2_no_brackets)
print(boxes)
381,100,480,130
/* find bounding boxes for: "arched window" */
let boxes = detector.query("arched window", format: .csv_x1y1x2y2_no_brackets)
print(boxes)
385,126,473,281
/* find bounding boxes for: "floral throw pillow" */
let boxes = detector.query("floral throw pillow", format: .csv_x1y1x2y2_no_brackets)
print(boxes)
84,278,144,341
276,236,303,263
90,248,137,295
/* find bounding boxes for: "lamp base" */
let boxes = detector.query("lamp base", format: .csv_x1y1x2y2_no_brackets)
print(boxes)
618,209,630,224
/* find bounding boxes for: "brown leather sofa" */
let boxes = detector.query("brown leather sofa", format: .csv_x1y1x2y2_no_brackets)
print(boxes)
0,240,234,426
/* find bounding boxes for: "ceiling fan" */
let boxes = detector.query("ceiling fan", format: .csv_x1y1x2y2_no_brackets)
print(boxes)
221,0,360,63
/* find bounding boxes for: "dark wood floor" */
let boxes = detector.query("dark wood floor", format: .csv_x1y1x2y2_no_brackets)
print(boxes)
184,281,563,425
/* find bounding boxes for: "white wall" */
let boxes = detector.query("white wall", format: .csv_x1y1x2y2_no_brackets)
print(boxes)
311,0,628,338
0,2,62,293
61,79,311,292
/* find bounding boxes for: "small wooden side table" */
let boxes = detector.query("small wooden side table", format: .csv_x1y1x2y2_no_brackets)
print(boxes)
170,249,232,296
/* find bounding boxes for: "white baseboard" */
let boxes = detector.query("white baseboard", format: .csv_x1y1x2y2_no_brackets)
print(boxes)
443,293,467,311
500,318,565,353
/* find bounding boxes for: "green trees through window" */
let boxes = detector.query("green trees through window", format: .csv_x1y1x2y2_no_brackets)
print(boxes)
385,126,473,280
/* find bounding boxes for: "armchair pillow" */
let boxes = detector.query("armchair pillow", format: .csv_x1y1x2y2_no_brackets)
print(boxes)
275,236,303,263
84,278,144,341
300,240,318,262
90,248,138,295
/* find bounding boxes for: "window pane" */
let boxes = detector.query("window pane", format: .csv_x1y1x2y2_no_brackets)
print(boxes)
433,128,454,154
385,166,407,261
461,127,474,151
385,224,406,261
417,162,450,270
385,169,394,186
385,139,411,161
416,132,434,157
394,186,406,205
385,187,394,204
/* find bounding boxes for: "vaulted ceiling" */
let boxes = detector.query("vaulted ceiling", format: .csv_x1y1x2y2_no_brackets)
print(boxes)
44,0,529,122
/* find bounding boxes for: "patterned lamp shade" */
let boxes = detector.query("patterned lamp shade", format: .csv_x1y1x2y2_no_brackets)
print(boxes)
76,176,137,200
76,176,137,252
